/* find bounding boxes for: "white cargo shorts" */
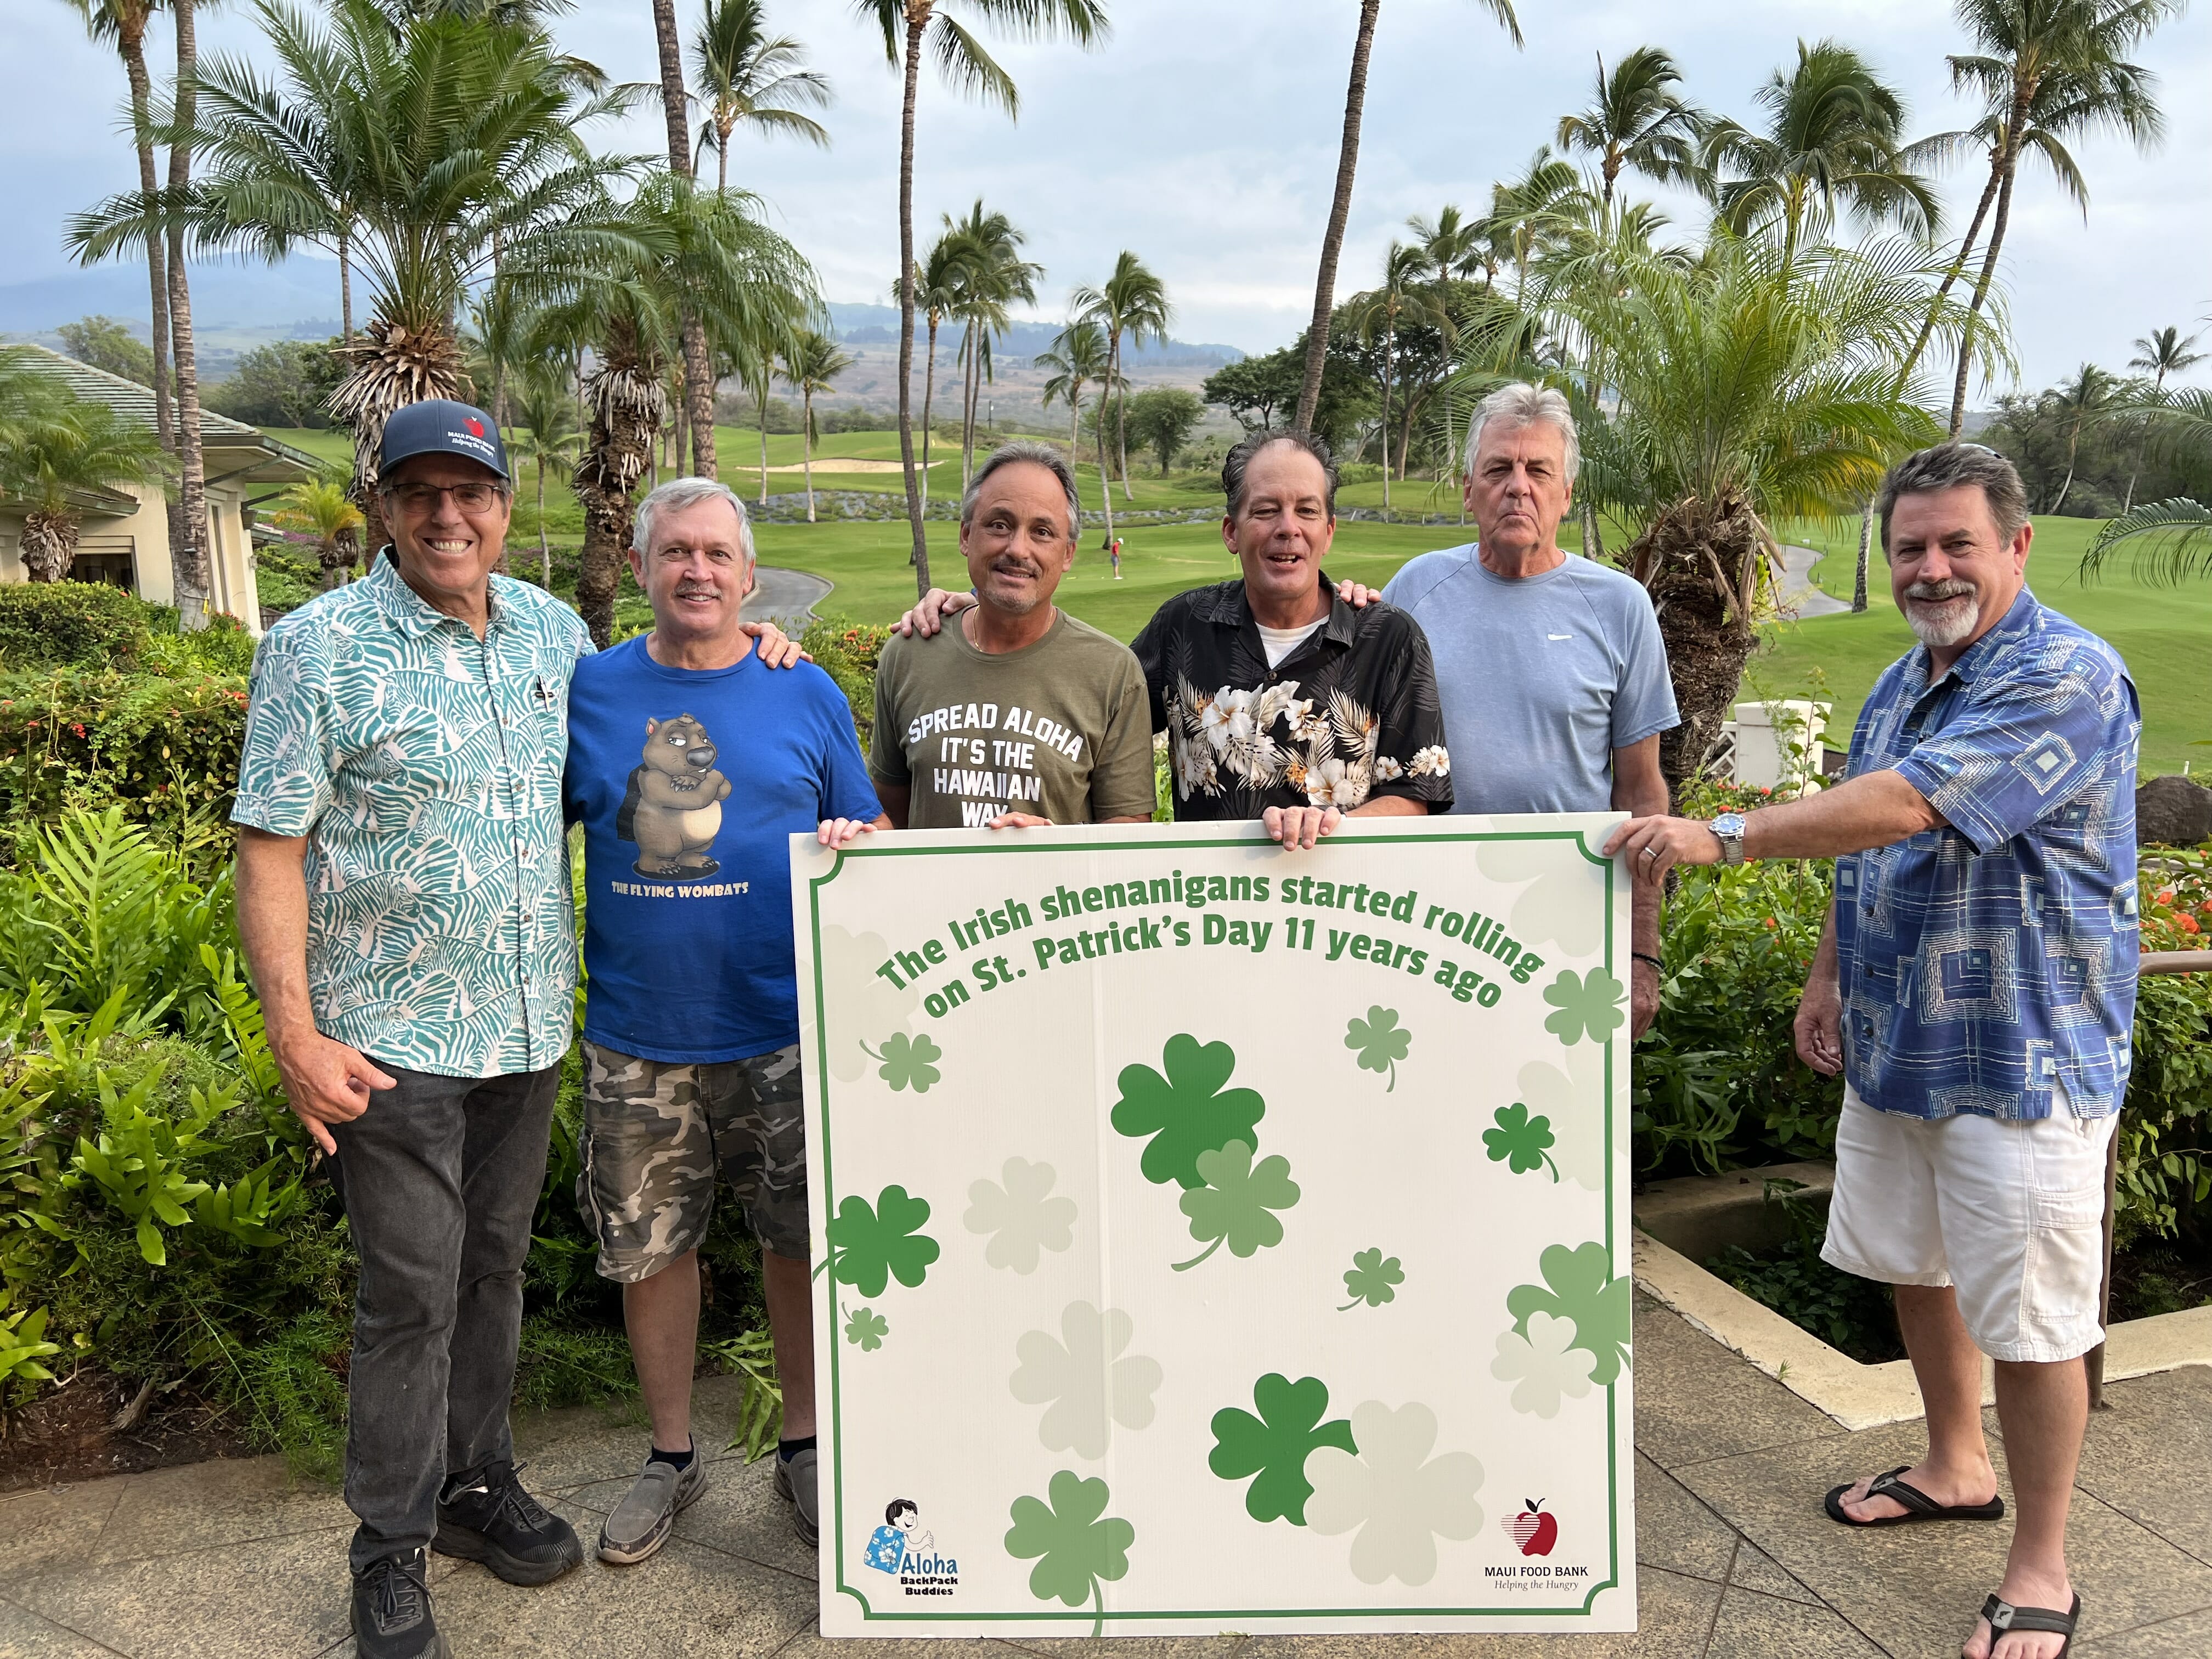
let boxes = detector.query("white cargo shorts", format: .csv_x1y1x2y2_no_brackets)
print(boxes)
1820,1086,2117,1364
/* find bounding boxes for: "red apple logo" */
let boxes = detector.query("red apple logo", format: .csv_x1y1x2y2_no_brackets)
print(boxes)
464,416,486,437
1504,1499,1558,1556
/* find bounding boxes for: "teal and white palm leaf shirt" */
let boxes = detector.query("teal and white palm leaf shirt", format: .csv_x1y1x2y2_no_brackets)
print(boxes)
232,550,595,1077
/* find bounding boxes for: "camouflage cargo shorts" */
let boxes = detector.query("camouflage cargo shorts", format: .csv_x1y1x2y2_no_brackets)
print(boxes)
578,1040,810,1280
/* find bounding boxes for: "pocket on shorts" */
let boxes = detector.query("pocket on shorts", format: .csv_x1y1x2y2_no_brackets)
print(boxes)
2024,1185,2106,1325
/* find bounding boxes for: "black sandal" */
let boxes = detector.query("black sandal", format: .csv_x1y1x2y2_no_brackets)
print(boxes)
1824,1465,2005,1527
1979,1591,2080,1656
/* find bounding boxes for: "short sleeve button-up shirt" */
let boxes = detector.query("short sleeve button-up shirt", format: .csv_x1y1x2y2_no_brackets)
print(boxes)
232,550,595,1078
1836,588,2140,1121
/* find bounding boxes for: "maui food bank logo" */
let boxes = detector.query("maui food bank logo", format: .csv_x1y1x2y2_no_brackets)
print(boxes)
862,1498,960,1596
1504,1497,1558,1557
1484,1497,1590,1591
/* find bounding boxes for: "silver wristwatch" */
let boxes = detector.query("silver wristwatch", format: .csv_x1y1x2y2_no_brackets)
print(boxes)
1708,811,1748,865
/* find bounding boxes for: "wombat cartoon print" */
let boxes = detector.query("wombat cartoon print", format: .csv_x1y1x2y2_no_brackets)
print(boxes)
615,713,735,881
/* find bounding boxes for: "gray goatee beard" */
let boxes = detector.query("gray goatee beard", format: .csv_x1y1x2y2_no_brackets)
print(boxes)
1904,580,1980,649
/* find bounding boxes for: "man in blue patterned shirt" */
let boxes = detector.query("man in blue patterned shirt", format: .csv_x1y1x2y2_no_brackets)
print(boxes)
1607,444,2138,1659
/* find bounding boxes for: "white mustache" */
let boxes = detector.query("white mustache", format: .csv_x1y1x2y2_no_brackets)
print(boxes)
1906,580,1974,603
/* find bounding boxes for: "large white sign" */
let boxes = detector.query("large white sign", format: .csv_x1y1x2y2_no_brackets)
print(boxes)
792,817,1636,1638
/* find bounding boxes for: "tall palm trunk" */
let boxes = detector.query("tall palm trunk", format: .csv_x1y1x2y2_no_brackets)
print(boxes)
895,12,931,593
1096,396,1115,544
1115,339,1133,503
1632,494,1770,794
1296,0,1383,435
803,385,816,523
574,347,664,649
960,326,980,488
167,0,210,629
650,0,718,478
1069,387,1083,464
337,222,354,341
1379,321,1393,514
118,19,172,446
538,461,551,588
1950,97,2029,438
919,314,940,510
755,372,770,505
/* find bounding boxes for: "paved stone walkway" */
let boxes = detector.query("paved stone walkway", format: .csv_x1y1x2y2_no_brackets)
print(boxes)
4,1300,2208,1657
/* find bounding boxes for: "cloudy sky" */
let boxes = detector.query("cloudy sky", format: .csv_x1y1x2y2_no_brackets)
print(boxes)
9,0,2211,396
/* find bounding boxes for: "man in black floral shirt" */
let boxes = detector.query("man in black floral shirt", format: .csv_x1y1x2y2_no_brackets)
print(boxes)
1130,430,1451,846
895,430,1451,848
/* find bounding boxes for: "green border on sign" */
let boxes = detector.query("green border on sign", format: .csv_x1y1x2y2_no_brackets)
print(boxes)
806,827,1625,1624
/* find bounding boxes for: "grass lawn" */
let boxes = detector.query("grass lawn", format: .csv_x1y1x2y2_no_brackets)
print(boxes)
261,430,2207,772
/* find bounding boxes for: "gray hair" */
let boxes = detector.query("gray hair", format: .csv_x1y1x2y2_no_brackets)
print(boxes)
1464,382,1581,486
1222,428,1339,521
632,476,755,563
1876,443,2029,553
962,441,1082,540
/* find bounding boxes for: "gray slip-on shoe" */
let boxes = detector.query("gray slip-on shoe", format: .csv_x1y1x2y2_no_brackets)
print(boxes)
774,1447,819,1547
597,1453,710,1566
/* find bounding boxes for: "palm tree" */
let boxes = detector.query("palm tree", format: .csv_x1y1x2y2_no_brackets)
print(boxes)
272,476,366,590
2121,325,2204,511
509,370,580,585
63,0,174,444
0,388,168,583
1074,251,1170,502
1483,148,1581,306
647,0,721,478
1351,242,1426,512
778,329,853,523
1703,39,1940,265
941,202,1039,487
165,0,212,625
2042,361,2118,513
1941,0,2180,435
905,231,968,515
74,0,639,559
1294,0,1521,434
1554,45,1708,206
691,0,831,197
1036,316,1107,505
1560,235,1982,789
2084,388,2212,581
854,0,1108,598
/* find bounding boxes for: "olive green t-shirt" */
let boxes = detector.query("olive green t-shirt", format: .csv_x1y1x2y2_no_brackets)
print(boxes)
870,610,1158,828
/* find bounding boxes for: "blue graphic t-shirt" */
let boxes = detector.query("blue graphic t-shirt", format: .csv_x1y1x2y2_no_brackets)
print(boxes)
565,635,882,1063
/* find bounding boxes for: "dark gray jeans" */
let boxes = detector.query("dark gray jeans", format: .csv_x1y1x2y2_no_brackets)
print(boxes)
328,1059,560,1572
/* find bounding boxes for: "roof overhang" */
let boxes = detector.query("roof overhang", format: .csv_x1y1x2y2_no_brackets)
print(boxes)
203,434,324,488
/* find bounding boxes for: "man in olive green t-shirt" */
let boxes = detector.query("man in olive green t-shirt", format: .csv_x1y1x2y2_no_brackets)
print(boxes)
870,443,1157,830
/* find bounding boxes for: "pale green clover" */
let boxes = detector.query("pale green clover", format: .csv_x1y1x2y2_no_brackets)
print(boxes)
843,1305,888,1352
1482,1103,1559,1181
1542,967,1626,1047
1506,1241,1634,1386
1304,1401,1485,1586
1344,1006,1412,1091
964,1157,1077,1274
861,1031,942,1093
1490,1311,1595,1418
1173,1140,1299,1271
1209,1373,1357,1525
1010,1302,1163,1459
1005,1470,1135,1634
1111,1034,1265,1189
822,1185,940,1297
1339,1248,1406,1311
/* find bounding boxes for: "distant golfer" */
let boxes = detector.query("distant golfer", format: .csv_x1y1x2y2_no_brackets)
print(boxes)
1110,534,1124,580
1606,443,2139,1659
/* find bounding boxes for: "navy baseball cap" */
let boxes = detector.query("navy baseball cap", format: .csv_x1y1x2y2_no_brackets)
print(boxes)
379,398,511,482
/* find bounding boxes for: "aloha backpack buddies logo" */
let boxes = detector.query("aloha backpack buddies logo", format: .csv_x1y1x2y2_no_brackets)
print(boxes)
862,1498,960,1596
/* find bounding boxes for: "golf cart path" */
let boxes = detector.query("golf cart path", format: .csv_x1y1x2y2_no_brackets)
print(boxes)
742,567,832,629
1774,543,1852,619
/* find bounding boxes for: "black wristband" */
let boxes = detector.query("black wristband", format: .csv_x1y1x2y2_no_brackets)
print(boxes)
1632,952,1663,972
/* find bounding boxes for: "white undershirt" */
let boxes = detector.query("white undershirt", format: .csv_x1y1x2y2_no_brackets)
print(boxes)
1256,619,1326,668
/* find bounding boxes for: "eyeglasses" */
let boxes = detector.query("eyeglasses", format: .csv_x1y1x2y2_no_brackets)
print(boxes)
383,480,507,514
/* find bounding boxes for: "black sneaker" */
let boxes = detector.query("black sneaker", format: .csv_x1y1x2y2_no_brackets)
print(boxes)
352,1549,448,1659
434,1460,584,1586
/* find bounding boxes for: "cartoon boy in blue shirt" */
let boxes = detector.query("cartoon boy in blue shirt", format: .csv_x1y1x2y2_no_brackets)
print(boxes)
865,1499,932,1573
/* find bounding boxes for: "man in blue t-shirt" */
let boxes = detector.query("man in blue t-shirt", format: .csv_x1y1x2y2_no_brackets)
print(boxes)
563,478,883,1566
1339,384,1679,1035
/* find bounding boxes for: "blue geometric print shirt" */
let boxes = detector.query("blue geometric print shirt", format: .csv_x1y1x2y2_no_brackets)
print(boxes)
1835,588,2140,1121
233,550,594,1079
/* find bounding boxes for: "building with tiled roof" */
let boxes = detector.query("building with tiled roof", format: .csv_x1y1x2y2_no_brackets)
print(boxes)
1,344,319,634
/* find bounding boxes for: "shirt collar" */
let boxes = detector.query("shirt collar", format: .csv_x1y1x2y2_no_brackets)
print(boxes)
369,545,503,639
1199,571,1351,644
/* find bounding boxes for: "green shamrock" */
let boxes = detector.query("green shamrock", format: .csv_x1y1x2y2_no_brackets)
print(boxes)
1338,1248,1406,1311
1005,1469,1135,1634
1173,1141,1300,1271
842,1305,888,1351
821,1185,940,1297
1483,1103,1560,1181
1344,1006,1412,1091
1506,1241,1634,1385
860,1031,942,1093
1110,1034,1265,1189
1542,967,1626,1047
1208,1373,1357,1525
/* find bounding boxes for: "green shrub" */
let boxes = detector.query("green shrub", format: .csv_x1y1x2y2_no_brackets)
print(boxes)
0,581,155,670
143,608,259,677
800,614,890,749
1705,1183,1902,1364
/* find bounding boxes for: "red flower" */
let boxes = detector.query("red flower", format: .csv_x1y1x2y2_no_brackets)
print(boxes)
70,723,86,738
2181,915,2202,935
1764,916,1779,929
2157,889,2176,905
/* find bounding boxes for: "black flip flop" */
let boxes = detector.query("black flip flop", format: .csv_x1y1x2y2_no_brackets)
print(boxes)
1824,1465,2005,1527
1980,1591,2080,1656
